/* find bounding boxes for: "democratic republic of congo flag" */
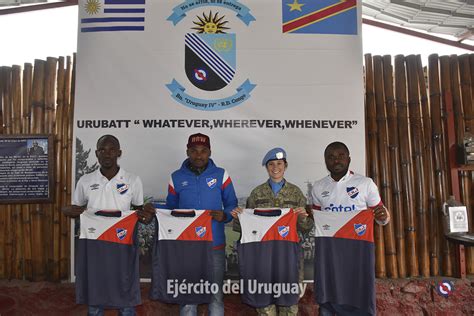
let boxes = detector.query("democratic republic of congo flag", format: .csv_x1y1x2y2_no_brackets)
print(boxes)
282,0,357,35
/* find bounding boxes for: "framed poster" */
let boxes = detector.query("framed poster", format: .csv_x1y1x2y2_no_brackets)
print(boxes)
0,134,54,203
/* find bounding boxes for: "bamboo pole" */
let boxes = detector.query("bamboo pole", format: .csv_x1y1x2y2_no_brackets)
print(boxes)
439,56,454,276
365,54,386,277
60,55,73,278
30,59,46,281
428,54,450,277
416,55,439,276
458,54,474,273
22,63,32,134
382,55,406,277
373,55,398,278
2,67,14,279
0,67,4,279
22,63,34,280
11,65,24,279
406,55,431,277
52,57,65,281
395,55,419,277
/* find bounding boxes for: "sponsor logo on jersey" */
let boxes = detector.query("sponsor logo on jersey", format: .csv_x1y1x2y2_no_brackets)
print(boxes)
321,191,330,198
116,183,129,195
347,186,359,198
195,226,207,238
324,204,356,212
88,227,96,234
354,224,367,236
278,226,290,238
181,181,188,187
436,280,454,297
116,228,127,240
322,224,331,230
90,183,99,191
206,177,217,189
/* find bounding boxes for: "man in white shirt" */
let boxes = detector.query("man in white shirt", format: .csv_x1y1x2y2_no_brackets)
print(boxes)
311,141,390,316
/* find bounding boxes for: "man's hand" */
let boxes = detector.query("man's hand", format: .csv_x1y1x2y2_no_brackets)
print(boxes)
374,205,389,223
61,205,86,217
293,207,308,217
137,203,156,224
210,210,226,222
230,207,243,219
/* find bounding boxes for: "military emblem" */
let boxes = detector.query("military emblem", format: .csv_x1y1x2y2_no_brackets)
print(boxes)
206,177,217,188
347,186,359,198
185,12,235,91
116,228,127,240
116,183,129,195
195,226,207,238
278,225,290,238
436,280,454,297
354,224,366,236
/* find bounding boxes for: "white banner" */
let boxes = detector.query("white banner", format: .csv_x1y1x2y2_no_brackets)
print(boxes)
74,0,364,279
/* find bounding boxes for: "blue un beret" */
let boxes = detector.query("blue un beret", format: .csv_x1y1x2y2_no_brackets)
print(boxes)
262,147,287,166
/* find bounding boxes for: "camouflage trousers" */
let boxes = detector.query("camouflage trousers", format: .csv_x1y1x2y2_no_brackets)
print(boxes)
256,304,298,316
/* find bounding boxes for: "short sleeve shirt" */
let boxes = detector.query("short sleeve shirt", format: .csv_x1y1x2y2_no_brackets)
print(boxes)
73,168,144,211
311,170,382,212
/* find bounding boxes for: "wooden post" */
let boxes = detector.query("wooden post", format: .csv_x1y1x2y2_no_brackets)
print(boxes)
395,55,419,277
373,55,398,278
382,55,406,277
364,54,386,277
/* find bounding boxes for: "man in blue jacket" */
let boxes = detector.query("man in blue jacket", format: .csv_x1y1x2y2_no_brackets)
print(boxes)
166,133,238,316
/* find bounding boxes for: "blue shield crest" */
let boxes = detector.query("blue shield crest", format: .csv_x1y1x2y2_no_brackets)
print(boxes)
346,186,359,198
354,224,366,236
278,226,290,238
206,177,217,189
195,226,207,238
116,228,127,240
116,183,129,195
185,33,236,91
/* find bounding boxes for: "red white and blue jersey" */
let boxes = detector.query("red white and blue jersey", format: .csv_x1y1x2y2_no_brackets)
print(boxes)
311,170,379,315
237,208,300,308
76,209,140,308
150,209,214,305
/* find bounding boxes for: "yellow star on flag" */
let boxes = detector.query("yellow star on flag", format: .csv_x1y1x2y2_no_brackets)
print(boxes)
287,0,305,12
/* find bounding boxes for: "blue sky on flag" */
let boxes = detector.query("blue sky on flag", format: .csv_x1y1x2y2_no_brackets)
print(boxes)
0,5,471,66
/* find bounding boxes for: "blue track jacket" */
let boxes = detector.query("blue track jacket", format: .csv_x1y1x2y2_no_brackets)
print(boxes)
166,158,238,249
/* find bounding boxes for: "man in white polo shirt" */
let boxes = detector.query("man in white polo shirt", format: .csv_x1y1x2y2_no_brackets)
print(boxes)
311,141,390,316
62,134,155,316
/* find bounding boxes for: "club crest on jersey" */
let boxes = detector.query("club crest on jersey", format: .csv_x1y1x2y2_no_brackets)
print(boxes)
116,183,129,195
195,226,207,238
206,177,217,189
354,224,367,236
116,228,127,240
278,226,290,238
347,187,359,198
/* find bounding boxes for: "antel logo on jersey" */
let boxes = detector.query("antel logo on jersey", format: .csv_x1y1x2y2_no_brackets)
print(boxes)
346,187,359,198
116,183,129,195
324,204,356,212
278,226,290,238
206,178,217,189
354,224,367,236
116,228,127,240
195,226,207,238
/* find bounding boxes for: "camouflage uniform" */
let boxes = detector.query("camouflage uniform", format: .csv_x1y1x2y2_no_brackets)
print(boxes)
234,180,313,316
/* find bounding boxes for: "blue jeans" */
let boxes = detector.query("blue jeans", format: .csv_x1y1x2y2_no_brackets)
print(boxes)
180,249,225,316
88,306,135,316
